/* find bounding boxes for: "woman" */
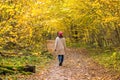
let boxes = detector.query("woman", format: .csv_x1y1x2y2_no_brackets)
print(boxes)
54,31,66,66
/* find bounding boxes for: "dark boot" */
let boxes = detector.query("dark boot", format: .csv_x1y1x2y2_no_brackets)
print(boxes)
59,62,62,66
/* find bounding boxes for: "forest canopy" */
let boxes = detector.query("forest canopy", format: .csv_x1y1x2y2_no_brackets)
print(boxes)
0,0,120,52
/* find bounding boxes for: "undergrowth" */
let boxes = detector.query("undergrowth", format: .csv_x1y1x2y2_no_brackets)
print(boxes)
88,48,120,72
0,51,53,79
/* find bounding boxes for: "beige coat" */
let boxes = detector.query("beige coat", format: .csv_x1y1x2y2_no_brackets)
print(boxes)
54,37,66,55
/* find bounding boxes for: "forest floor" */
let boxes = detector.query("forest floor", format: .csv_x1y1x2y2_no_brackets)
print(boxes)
17,40,119,80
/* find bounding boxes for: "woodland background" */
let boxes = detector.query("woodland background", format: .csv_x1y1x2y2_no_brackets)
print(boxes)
0,0,120,79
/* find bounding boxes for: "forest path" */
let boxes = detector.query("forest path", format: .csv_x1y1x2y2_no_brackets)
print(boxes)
21,40,116,80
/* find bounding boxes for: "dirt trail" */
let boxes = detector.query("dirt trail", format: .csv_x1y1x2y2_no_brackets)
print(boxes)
20,40,117,80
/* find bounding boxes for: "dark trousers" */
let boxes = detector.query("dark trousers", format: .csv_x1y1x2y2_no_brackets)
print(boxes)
58,55,64,66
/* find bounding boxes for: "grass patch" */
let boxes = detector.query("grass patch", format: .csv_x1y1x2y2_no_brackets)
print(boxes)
0,51,53,79
88,48,120,72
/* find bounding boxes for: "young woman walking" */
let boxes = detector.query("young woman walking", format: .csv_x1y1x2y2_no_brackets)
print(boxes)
54,31,66,66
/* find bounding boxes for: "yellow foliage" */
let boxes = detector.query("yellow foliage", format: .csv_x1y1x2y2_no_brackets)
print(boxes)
103,17,119,23
0,0,120,51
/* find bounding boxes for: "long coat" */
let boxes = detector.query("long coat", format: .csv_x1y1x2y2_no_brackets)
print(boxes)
54,37,66,55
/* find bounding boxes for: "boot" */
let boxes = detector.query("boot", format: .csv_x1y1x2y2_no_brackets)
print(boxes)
59,62,62,66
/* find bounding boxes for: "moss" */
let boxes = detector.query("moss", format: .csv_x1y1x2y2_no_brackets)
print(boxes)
0,67,15,75
21,71,32,75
